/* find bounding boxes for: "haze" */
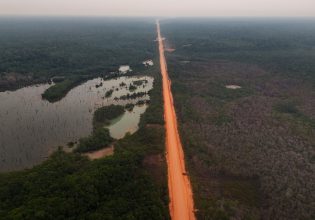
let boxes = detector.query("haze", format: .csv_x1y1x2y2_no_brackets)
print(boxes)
0,0,315,17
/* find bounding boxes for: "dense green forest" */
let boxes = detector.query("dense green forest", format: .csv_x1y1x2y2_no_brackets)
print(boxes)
162,19,315,220
0,60,169,219
0,17,156,92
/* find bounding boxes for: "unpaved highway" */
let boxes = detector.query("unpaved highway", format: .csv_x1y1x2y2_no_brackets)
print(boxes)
156,20,196,220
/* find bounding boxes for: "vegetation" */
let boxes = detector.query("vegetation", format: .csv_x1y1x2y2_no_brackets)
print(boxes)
133,79,148,86
274,101,315,129
75,128,114,153
0,148,167,220
51,76,66,83
0,17,156,92
119,92,148,100
162,18,315,83
163,19,315,220
141,68,164,125
95,82,103,88
125,103,135,111
0,72,48,92
93,105,125,130
119,82,126,87
42,76,88,102
67,141,75,148
76,105,126,153
105,89,114,98
274,101,300,115
0,58,169,219
129,84,137,92
136,100,150,106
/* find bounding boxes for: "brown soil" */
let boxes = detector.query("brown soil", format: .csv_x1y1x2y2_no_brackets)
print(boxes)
157,20,196,220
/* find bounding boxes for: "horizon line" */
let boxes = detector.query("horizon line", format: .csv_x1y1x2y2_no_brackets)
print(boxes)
1,14,315,19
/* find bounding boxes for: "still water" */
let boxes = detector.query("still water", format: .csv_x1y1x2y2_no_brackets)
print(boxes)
107,105,147,139
0,76,153,172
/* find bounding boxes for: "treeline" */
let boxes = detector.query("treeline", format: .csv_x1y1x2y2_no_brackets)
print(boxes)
93,105,125,130
0,148,166,220
162,19,315,83
0,18,156,76
75,128,113,153
118,92,148,100
0,18,156,91
42,76,89,102
76,105,126,153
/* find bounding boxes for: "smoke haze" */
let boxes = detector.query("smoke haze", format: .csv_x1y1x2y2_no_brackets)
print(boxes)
0,0,315,17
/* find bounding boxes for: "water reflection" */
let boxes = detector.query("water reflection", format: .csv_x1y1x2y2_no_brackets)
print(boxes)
0,76,153,171
107,104,147,139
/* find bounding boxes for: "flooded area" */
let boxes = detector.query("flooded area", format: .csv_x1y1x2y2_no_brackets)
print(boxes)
226,85,242,89
180,61,191,64
106,104,147,139
165,48,176,53
119,65,132,74
182,44,192,47
143,60,154,66
0,76,153,172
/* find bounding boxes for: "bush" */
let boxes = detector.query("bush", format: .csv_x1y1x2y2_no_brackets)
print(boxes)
93,105,125,130
75,128,113,153
42,76,87,102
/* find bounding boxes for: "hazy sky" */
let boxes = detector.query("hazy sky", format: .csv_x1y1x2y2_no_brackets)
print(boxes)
0,0,315,17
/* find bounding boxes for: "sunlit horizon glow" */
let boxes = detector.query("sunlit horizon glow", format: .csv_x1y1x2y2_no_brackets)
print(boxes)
0,0,315,17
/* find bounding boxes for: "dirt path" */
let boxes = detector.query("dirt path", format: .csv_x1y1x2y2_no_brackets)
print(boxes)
156,20,196,220
83,146,114,160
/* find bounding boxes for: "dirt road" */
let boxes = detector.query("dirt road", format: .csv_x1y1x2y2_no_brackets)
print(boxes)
156,20,196,220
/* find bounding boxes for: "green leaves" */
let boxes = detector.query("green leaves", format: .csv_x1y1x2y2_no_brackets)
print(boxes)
75,128,113,153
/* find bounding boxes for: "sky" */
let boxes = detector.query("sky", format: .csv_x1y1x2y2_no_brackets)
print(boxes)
0,0,315,17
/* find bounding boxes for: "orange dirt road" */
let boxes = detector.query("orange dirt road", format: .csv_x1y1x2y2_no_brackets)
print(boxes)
156,20,196,220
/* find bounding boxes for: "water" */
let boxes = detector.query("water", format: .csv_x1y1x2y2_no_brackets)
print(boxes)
143,60,154,66
119,65,132,74
107,105,147,139
0,76,153,172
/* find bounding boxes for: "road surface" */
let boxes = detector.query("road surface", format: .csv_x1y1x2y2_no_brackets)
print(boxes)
156,20,196,220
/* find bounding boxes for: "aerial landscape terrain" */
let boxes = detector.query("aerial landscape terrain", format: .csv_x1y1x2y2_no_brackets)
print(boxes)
0,2,314,220
162,18,315,219
0,18,170,219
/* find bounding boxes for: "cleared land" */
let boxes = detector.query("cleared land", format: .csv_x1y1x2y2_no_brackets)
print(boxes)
157,21,196,220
